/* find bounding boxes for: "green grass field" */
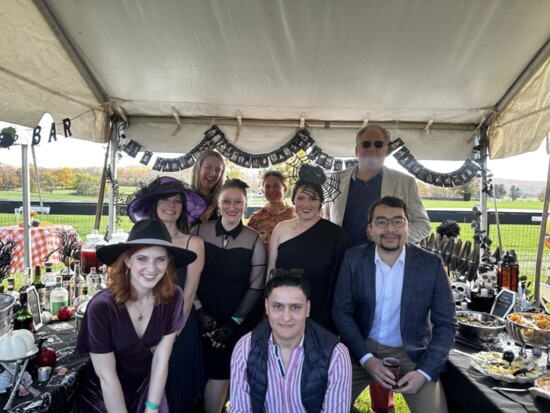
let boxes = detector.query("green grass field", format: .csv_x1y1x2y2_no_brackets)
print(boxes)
0,186,137,202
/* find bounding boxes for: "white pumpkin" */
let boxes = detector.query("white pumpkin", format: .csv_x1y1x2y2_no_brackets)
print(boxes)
0,329,35,360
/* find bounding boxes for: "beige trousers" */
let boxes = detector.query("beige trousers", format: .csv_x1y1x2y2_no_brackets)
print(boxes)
351,339,448,413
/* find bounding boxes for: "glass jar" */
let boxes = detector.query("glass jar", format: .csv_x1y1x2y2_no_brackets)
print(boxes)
81,230,107,275
108,228,129,245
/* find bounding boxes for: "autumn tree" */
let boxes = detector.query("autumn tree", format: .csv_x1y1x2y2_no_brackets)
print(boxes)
0,165,22,189
41,171,57,193
74,172,100,196
54,167,76,189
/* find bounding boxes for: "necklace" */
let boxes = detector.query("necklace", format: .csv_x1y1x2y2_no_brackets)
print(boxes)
171,229,180,238
134,294,152,322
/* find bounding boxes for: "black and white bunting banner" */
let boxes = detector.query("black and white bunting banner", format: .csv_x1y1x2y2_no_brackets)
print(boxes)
124,125,480,186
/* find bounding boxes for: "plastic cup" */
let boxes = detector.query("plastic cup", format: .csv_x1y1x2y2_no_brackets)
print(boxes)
382,357,400,389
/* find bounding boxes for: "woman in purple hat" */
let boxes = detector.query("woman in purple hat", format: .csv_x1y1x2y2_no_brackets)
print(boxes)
77,219,197,413
127,177,208,413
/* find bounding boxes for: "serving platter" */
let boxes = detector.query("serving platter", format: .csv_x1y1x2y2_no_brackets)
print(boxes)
470,351,546,384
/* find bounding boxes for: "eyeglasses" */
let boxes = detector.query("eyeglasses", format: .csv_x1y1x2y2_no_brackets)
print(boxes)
372,217,408,228
360,140,385,149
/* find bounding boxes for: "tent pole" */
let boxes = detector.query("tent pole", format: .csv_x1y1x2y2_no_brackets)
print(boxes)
478,130,489,258
534,135,550,304
94,122,114,231
30,145,45,221
107,126,118,238
21,144,32,271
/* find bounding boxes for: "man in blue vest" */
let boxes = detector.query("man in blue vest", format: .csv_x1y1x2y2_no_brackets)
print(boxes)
230,270,352,412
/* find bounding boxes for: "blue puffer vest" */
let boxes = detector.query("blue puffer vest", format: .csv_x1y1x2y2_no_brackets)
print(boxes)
246,319,339,413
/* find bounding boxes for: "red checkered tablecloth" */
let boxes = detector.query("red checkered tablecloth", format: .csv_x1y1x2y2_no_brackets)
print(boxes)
0,225,79,273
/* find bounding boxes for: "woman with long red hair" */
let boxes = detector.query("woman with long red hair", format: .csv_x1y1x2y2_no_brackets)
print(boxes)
76,220,197,413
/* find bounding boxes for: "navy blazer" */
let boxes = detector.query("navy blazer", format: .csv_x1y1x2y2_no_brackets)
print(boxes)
332,242,457,381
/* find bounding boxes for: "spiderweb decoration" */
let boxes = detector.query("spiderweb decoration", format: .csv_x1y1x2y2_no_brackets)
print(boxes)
288,161,342,203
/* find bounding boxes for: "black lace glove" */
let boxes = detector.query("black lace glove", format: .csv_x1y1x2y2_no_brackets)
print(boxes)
197,307,218,336
210,319,240,347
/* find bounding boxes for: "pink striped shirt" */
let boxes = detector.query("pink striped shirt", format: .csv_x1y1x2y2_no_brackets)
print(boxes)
230,331,352,412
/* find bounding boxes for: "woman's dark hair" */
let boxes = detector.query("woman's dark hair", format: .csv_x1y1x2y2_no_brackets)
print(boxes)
262,170,287,186
265,268,310,300
436,220,461,238
150,193,190,233
291,181,324,206
367,196,409,223
220,178,249,197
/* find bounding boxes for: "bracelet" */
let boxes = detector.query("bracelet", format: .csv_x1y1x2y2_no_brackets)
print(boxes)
145,399,160,410
231,315,244,325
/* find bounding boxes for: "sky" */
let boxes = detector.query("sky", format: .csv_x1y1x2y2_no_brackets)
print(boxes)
1,120,548,182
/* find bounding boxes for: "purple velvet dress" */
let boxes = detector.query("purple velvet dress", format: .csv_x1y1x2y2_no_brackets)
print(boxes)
76,287,184,413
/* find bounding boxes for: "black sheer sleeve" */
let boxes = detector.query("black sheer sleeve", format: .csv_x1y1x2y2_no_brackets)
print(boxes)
232,231,267,321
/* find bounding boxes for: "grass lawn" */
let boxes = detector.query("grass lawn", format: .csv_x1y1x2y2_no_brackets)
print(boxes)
0,186,137,202
423,199,543,210
356,390,410,412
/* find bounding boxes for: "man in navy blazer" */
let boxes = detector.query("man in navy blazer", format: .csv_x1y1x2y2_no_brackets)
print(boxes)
333,196,456,413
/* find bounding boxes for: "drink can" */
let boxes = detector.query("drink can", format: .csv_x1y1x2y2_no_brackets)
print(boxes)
38,366,51,382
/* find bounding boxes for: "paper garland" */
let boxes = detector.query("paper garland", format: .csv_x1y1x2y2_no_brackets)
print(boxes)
126,124,480,186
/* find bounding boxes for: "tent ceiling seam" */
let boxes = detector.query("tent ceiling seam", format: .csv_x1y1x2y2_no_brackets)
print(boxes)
485,37,550,128
0,65,101,111
33,0,107,104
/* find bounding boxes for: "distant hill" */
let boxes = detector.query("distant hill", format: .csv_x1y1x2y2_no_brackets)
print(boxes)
493,178,545,198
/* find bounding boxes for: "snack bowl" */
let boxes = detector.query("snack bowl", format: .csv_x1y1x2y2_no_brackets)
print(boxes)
456,311,505,341
530,376,550,400
506,313,550,349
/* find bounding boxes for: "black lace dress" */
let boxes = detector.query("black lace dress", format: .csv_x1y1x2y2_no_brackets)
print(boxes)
165,237,205,413
193,219,267,379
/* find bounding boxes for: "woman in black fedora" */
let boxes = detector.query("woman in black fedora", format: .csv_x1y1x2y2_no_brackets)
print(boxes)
127,176,208,413
76,219,197,413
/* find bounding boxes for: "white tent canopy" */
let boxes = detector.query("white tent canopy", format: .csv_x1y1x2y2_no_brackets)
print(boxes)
1,0,549,161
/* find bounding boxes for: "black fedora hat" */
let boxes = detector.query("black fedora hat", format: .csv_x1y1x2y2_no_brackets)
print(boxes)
96,220,196,268
127,176,207,223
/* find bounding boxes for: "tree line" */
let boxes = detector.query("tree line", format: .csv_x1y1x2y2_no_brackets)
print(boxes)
0,162,533,201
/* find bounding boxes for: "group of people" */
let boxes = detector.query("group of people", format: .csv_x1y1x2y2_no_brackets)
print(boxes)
76,125,458,413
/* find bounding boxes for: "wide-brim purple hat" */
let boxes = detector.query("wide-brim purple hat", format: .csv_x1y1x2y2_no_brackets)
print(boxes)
127,176,207,223
97,219,197,268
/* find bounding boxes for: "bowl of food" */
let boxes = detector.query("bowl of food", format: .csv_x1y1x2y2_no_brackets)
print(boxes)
506,313,550,349
456,311,506,341
530,376,550,400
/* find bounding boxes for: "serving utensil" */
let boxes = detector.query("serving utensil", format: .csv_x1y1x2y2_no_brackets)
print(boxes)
491,387,529,392
512,362,537,376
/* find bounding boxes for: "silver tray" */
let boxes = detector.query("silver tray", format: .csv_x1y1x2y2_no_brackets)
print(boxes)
470,351,546,384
